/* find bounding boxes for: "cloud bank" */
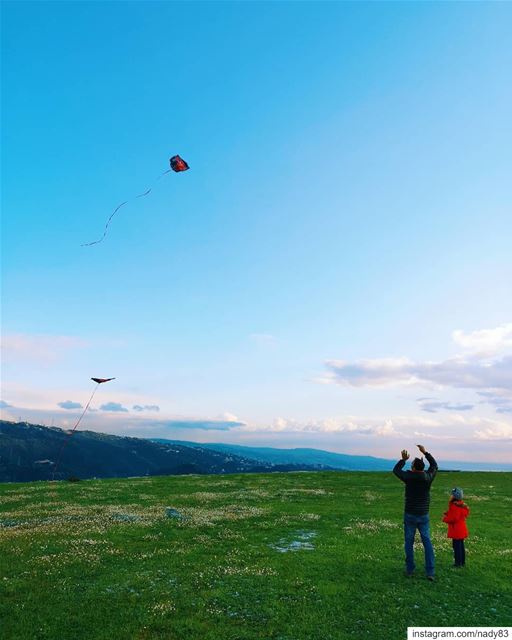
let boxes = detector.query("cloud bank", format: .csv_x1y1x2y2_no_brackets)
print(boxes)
324,355,512,393
152,417,246,431
321,324,512,417
243,414,512,443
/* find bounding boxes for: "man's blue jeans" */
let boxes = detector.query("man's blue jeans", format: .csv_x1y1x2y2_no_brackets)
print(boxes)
404,513,435,576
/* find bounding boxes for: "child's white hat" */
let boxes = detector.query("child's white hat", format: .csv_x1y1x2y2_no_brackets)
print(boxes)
451,487,463,500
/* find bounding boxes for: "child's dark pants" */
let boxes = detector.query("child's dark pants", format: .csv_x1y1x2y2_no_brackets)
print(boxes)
452,539,465,566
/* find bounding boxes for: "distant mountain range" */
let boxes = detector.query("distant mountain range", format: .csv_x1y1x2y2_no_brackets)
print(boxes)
0,421,332,483
2,420,510,483
153,440,512,473
152,440,395,471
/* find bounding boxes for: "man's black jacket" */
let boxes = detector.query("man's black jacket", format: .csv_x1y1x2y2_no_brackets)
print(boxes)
393,452,438,516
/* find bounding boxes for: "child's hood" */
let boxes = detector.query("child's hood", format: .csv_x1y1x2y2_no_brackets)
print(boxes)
452,500,469,515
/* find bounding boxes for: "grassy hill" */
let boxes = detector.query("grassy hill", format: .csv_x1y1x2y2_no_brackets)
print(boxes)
1,471,511,639
0,421,328,482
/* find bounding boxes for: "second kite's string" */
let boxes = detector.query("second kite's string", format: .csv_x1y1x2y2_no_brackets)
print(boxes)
52,382,100,479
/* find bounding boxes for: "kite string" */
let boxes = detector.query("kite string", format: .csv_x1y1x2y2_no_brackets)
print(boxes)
82,169,173,247
52,383,99,479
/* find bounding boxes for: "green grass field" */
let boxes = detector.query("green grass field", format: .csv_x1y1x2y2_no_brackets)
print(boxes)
1,471,511,639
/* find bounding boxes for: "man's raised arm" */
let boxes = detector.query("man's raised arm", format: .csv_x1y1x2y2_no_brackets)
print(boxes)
418,444,437,482
393,449,409,482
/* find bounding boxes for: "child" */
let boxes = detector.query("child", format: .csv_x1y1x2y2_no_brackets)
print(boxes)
443,488,470,567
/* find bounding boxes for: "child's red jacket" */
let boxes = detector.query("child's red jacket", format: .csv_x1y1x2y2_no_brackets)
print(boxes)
442,500,469,539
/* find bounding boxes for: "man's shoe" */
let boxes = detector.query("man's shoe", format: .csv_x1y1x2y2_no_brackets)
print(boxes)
404,571,414,577
426,575,435,582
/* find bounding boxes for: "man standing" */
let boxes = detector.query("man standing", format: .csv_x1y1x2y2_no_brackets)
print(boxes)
393,444,438,581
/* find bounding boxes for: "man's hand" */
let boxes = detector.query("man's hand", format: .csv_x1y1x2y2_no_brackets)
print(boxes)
401,449,410,461
417,444,427,454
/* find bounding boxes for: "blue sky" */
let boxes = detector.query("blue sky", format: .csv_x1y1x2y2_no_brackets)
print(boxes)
2,1,511,462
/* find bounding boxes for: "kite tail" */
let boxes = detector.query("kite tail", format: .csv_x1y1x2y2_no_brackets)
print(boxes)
81,201,128,246
52,384,99,480
82,169,172,247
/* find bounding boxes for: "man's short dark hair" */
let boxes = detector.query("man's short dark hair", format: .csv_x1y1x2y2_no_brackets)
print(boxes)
412,457,425,471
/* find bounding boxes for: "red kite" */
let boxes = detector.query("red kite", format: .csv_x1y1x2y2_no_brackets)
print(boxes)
82,155,190,246
170,155,190,172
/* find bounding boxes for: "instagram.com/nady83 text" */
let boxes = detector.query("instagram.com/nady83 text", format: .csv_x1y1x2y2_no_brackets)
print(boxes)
408,628,511,640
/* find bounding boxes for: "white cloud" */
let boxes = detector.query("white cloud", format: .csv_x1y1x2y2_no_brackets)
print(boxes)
240,414,512,449
321,325,512,404
218,412,245,424
322,357,414,387
474,424,512,441
248,416,405,437
453,323,512,356
417,398,474,413
476,390,512,414
58,400,83,410
375,420,400,436
150,417,245,431
412,431,458,441
133,404,160,412
99,402,129,413
324,355,512,394
103,414,247,432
